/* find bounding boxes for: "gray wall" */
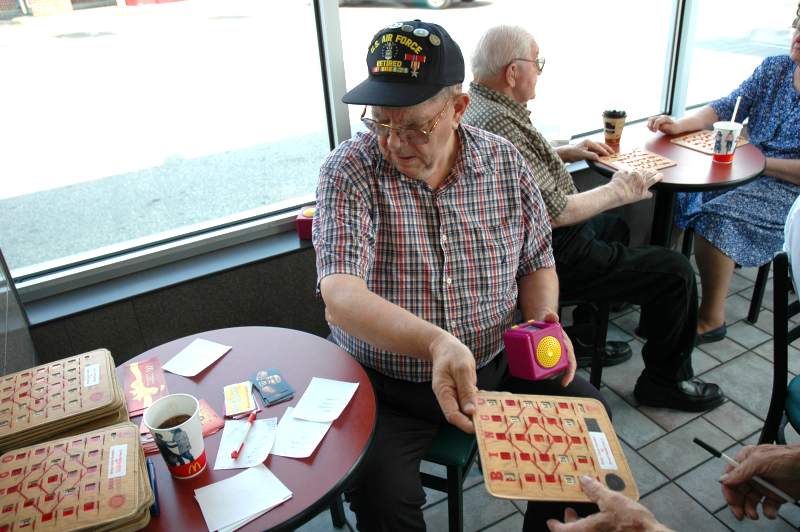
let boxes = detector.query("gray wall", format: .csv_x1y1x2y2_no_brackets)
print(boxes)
30,247,328,367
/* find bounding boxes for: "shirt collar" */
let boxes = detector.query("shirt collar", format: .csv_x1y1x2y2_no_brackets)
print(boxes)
469,81,531,120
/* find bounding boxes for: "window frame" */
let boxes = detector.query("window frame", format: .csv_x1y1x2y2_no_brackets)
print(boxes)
16,0,696,304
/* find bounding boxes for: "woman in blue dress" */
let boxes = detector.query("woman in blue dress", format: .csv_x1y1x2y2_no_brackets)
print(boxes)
646,15,800,345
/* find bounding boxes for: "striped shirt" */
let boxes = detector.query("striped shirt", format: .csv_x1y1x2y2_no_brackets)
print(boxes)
463,81,578,220
313,124,554,382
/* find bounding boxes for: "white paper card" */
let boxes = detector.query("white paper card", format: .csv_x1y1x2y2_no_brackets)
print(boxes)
214,418,277,470
194,464,292,532
83,364,100,387
589,431,618,470
291,377,359,422
107,444,128,479
271,407,332,458
163,338,232,377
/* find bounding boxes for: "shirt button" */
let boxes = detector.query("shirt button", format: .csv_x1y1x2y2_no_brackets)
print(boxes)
446,277,453,285
441,234,448,243
450,321,457,329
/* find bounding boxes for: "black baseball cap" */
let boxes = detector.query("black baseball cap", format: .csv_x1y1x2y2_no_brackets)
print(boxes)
342,20,464,108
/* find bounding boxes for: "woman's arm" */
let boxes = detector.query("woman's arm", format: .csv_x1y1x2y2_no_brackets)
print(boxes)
647,106,720,135
765,157,800,185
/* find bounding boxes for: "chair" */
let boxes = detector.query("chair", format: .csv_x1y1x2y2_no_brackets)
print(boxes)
561,300,610,389
420,423,480,532
758,251,800,444
681,229,770,324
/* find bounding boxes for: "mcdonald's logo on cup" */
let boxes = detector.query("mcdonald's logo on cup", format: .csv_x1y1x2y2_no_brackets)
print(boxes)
143,394,207,480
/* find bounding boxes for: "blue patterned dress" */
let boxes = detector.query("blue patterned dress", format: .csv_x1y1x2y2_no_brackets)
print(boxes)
674,55,800,267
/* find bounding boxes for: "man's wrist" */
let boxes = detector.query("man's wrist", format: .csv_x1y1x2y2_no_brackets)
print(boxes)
427,329,456,361
523,308,558,322
602,181,626,209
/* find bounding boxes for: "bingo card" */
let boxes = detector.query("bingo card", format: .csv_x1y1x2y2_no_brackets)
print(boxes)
0,422,152,531
0,350,127,453
597,148,677,172
473,391,638,503
670,129,748,155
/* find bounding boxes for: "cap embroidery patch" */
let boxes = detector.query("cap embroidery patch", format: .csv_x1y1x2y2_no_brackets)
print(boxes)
405,53,426,77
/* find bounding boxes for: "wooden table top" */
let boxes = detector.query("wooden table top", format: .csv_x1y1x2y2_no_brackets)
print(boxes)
591,122,766,191
118,326,376,532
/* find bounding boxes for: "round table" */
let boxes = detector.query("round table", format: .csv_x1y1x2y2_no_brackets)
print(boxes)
118,326,376,531
589,123,766,246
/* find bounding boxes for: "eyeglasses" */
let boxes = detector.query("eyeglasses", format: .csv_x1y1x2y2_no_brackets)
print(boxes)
361,98,451,145
513,56,546,73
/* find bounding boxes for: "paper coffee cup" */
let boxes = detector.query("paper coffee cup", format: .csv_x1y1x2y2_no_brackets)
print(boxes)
711,121,743,164
143,393,207,479
602,110,627,145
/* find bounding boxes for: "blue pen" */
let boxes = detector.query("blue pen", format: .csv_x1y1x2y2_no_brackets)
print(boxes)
146,457,160,517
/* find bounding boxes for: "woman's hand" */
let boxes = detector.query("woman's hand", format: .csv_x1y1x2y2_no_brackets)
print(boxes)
646,115,686,135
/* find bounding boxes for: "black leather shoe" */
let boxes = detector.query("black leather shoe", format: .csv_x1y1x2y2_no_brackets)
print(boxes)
634,374,725,412
574,340,633,368
696,323,727,345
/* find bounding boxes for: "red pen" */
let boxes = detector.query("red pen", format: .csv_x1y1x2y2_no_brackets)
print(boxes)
230,411,257,459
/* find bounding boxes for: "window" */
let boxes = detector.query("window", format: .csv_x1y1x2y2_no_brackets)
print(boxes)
684,0,796,109
0,1,329,276
338,1,677,141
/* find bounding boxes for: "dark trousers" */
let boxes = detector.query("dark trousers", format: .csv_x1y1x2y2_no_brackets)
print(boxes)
554,214,696,382
346,353,609,531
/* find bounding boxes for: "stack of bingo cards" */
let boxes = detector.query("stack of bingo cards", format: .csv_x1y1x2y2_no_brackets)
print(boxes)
0,422,153,531
0,350,128,453
473,391,638,503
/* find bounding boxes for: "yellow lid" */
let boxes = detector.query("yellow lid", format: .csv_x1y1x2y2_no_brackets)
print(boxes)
535,336,562,369
302,207,316,218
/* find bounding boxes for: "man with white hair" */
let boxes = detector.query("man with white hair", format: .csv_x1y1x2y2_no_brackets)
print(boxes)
463,25,724,413
315,19,607,531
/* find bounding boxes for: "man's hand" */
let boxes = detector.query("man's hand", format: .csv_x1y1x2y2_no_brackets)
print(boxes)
539,311,576,387
547,476,672,532
607,169,663,206
430,333,478,433
646,115,685,135
557,140,616,163
720,444,800,521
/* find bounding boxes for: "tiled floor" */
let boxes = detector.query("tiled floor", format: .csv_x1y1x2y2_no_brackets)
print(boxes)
298,264,798,531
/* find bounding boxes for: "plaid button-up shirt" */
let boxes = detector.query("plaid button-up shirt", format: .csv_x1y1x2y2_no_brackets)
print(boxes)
313,124,554,382
463,82,578,220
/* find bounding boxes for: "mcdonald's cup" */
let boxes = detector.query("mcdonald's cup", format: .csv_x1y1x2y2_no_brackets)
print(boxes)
143,393,207,479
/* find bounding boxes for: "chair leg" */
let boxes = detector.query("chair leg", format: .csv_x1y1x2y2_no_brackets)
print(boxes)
681,229,694,258
747,262,771,324
590,303,609,389
329,493,346,528
446,465,464,532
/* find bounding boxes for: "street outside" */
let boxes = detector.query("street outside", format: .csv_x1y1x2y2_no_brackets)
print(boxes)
0,0,791,273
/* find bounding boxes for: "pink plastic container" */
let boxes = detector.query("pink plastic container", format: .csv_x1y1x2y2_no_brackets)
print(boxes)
296,207,315,240
503,320,569,380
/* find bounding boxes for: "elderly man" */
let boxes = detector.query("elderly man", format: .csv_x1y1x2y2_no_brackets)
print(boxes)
314,19,606,531
462,25,724,412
